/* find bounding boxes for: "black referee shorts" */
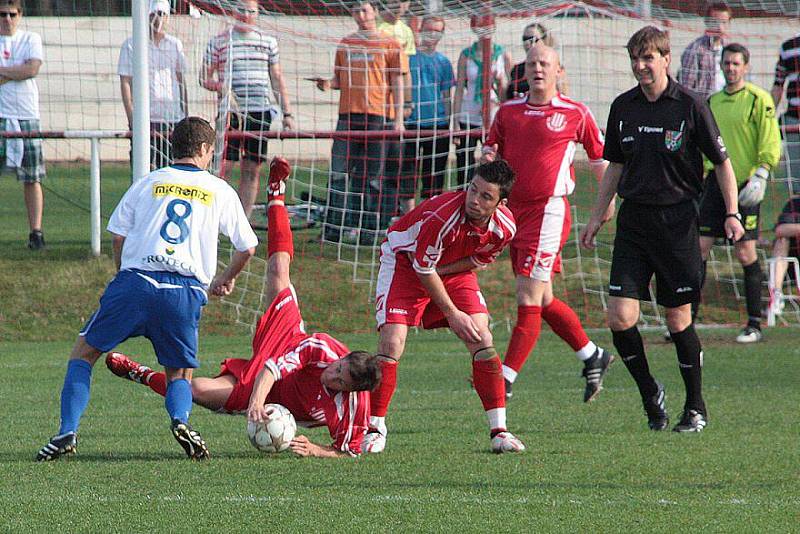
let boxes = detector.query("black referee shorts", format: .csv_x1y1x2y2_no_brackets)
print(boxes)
699,171,760,241
609,200,702,308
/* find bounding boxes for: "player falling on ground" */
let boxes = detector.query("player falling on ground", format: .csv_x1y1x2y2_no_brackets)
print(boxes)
107,158,382,458
364,159,525,454
483,43,616,402
36,117,258,461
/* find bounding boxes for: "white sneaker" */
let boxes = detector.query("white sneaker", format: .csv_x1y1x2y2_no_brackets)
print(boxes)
736,326,763,343
362,430,387,454
490,431,525,454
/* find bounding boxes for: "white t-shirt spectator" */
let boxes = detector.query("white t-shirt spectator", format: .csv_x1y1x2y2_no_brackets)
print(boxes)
107,165,259,286
0,30,43,120
118,34,187,123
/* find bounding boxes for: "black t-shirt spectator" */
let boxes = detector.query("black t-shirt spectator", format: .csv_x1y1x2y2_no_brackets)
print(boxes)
603,77,728,206
506,62,528,100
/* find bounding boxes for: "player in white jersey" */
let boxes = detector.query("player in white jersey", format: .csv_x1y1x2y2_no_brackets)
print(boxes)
36,117,258,462
106,158,383,458
483,44,615,403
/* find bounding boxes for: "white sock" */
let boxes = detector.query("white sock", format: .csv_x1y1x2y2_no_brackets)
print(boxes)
485,407,506,432
575,341,597,362
369,416,386,434
502,364,518,383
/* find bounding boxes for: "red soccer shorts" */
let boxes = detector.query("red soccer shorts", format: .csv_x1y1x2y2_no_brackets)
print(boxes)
375,250,488,329
218,286,307,413
509,196,571,282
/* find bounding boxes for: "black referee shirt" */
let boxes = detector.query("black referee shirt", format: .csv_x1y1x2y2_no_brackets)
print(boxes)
603,77,729,206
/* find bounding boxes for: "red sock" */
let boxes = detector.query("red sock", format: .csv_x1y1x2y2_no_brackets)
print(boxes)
267,203,294,259
472,356,505,411
148,372,167,396
503,305,542,374
369,359,398,419
542,298,590,351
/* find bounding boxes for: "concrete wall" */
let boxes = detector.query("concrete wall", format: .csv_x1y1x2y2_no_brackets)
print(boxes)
18,13,800,161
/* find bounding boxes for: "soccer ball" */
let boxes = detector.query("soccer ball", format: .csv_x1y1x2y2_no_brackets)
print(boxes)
247,404,297,453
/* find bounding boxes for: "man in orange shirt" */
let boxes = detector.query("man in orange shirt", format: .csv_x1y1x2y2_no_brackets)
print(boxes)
314,1,407,244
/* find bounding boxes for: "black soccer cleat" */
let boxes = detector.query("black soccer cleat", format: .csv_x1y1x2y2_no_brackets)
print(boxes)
170,420,209,460
36,432,77,461
582,348,615,402
672,409,707,432
504,378,513,399
28,230,45,250
642,382,669,431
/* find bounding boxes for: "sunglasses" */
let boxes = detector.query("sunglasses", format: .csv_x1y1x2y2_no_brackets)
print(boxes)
522,35,543,44
237,8,259,14
0,11,19,18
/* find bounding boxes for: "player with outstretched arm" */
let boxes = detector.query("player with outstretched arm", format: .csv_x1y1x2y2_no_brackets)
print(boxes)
36,117,258,461
106,157,382,458
364,159,525,454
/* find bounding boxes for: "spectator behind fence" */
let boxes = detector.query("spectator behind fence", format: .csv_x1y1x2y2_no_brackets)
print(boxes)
0,0,46,250
452,14,511,187
401,15,454,208
678,1,731,100
313,0,407,245
772,31,800,196
118,0,187,171
201,0,295,217
506,22,568,99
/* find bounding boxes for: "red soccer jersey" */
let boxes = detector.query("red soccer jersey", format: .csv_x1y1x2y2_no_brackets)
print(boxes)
383,190,516,274
264,333,369,456
486,94,605,204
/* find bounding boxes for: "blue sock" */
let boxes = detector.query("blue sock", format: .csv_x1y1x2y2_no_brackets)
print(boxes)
58,359,93,435
165,378,192,424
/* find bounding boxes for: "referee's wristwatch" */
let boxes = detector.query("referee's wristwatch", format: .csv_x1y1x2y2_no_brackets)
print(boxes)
725,212,743,223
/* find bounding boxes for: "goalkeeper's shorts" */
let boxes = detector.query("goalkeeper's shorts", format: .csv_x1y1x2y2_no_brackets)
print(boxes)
699,171,760,241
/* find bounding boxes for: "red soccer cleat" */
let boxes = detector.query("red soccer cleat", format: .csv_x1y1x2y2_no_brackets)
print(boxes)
267,157,292,200
105,352,154,385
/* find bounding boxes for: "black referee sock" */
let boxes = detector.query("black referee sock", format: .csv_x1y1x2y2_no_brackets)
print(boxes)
671,324,706,414
743,261,763,329
612,326,658,399
691,260,707,322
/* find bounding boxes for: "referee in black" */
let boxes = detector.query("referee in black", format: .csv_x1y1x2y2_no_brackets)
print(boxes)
581,26,744,432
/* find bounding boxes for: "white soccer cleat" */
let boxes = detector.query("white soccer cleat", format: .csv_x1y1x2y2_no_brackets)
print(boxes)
491,431,525,454
362,430,387,454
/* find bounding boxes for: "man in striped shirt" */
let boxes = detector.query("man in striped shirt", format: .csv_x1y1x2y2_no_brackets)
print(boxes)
364,159,526,454
105,158,382,458
772,32,800,196
201,0,294,217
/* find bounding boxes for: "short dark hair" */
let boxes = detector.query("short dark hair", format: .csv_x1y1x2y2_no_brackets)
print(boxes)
344,351,382,391
474,159,516,199
705,1,732,17
722,42,749,64
171,117,215,160
0,0,22,13
626,26,670,58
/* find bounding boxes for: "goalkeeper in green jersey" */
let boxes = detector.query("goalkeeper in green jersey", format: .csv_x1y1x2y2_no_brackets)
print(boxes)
698,43,782,343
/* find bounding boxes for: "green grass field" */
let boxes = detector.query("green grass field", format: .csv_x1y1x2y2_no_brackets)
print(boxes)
1,165,798,531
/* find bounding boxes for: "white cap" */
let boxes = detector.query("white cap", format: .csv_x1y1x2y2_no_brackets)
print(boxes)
149,0,171,15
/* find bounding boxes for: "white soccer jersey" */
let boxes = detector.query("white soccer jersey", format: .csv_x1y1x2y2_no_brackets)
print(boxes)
118,34,188,123
107,165,258,286
0,30,43,120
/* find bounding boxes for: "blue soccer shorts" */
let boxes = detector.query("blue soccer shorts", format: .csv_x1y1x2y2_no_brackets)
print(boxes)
80,269,208,369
